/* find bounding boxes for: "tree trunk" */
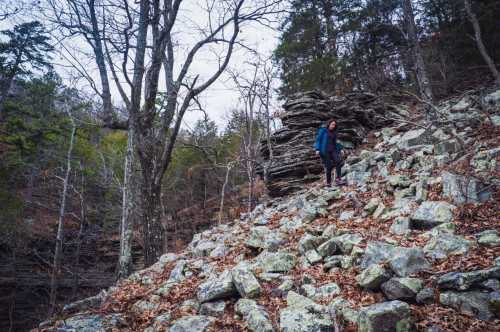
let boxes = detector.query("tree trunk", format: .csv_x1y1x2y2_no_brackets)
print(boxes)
464,0,500,86
402,0,434,105
141,182,164,266
116,128,137,279
49,114,76,316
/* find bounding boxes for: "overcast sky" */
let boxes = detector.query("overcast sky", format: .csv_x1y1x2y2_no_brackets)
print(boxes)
1,0,283,131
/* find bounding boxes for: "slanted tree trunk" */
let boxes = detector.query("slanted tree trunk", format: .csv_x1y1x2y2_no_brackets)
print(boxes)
402,0,434,105
49,110,76,316
116,128,137,279
464,0,500,86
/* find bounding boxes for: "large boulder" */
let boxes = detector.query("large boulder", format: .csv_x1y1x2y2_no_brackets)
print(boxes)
357,301,413,332
231,266,261,298
381,278,423,301
235,299,275,332
246,226,285,250
280,291,332,332
356,265,392,290
442,171,491,204
423,233,472,259
197,270,237,303
360,242,430,277
255,251,297,273
332,233,364,254
440,291,494,321
437,267,500,291
410,201,456,228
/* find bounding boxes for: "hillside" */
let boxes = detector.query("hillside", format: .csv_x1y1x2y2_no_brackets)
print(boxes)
35,88,500,332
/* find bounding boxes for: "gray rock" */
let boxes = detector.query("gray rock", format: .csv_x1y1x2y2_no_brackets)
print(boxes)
144,312,172,332
411,201,456,228
169,260,187,282
437,267,500,291
423,233,472,259
477,230,500,247
389,217,411,235
339,210,355,221
328,297,359,325
347,170,372,186
360,242,430,277
131,299,159,316
440,291,494,320
332,233,364,254
199,300,226,317
194,240,217,257
210,244,230,257
197,270,237,303
357,300,412,332
256,251,297,273
298,233,323,254
484,89,500,105
388,174,412,188
246,226,285,250
356,264,392,290
434,140,460,155
481,279,500,291
305,249,323,264
316,239,338,257
56,314,108,332
398,129,432,148
62,292,105,315
244,306,275,332
168,315,215,332
360,242,397,269
286,291,326,313
323,255,343,271
416,288,435,304
279,307,333,332
389,247,431,277
232,267,261,298
278,279,294,292
442,171,491,204
364,197,381,215
381,277,423,301
373,203,388,219
322,224,337,237
489,291,500,318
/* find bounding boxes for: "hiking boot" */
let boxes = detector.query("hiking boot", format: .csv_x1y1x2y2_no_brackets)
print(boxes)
335,178,346,186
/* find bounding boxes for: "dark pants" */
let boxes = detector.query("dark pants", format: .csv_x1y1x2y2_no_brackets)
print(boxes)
321,151,342,185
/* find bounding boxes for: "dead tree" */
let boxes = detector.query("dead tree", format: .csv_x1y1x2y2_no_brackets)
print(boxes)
48,106,76,316
464,0,500,86
402,0,434,106
103,0,282,266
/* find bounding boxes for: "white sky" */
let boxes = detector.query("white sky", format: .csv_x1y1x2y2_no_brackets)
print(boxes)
1,0,283,131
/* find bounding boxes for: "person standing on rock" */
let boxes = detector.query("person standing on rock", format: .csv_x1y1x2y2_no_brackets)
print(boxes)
314,119,346,187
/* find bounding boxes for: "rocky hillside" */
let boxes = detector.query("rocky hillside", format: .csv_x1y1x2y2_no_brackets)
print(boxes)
37,89,499,332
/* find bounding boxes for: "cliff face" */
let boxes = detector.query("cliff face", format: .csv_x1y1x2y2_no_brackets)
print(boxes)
260,91,400,197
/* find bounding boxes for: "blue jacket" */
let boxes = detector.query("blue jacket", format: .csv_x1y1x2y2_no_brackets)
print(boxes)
314,127,343,156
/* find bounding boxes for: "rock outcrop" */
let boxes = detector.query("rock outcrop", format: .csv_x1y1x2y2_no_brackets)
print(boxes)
259,91,399,196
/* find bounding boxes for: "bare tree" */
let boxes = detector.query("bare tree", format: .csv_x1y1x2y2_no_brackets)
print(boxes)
48,105,76,316
402,0,433,105
48,0,281,266
464,0,500,86
106,0,281,265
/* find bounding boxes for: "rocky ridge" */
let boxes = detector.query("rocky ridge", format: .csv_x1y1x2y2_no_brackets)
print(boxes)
259,91,400,197
38,89,500,332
